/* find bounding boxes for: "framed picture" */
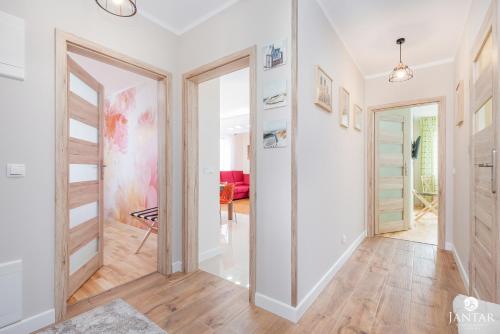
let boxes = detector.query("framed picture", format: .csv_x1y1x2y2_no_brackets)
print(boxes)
314,66,333,112
455,80,464,126
263,40,287,70
353,104,363,131
339,87,350,128
263,79,288,109
263,120,287,148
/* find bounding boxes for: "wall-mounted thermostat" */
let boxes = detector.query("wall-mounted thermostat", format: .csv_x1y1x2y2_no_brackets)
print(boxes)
6,164,25,178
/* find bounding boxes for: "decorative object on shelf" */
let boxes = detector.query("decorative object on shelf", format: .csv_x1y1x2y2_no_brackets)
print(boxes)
263,79,288,109
263,40,287,70
389,38,414,82
314,66,333,112
353,104,363,131
95,0,137,17
263,120,287,148
455,80,464,126
339,87,350,128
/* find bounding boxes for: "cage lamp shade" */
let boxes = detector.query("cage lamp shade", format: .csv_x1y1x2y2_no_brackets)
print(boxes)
389,38,414,82
95,0,137,17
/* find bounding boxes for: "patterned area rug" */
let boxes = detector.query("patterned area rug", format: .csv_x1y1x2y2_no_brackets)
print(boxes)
39,299,166,334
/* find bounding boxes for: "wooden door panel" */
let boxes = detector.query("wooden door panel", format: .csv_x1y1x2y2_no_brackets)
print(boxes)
470,8,497,303
66,55,104,301
375,112,410,234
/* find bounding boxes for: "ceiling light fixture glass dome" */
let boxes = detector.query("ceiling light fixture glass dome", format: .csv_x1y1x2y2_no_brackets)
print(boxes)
95,0,137,17
389,38,414,83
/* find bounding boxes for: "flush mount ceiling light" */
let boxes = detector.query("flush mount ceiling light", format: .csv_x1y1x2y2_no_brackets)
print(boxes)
389,38,414,83
95,0,137,17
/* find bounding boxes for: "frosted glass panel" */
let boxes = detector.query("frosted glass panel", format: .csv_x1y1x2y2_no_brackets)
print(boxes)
380,167,403,177
70,238,98,274
379,143,403,155
475,32,492,80
70,202,98,229
69,119,98,143
70,164,98,183
475,98,493,133
70,73,98,106
379,121,402,133
380,212,403,223
379,189,403,200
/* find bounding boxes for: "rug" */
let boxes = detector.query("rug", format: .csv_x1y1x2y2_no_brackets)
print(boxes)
39,299,166,334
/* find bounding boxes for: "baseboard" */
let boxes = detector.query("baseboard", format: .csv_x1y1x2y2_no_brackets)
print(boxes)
255,231,366,323
449,243,469,293
0,309,54,334
198,247,222,263
172,261,182,273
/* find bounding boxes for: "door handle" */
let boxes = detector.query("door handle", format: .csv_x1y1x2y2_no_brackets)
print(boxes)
100,162,107,180
476,149,496,194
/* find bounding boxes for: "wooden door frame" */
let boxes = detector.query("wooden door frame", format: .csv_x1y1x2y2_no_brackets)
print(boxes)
367,97,446,249
182,47,257,303
55,30,173,321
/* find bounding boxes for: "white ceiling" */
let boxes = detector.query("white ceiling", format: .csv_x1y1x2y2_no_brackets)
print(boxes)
138,0,240,35
318,0,473,77
69,52,154,96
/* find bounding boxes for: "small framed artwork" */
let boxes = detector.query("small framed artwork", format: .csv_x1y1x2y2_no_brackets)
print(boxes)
314,66,333,112
263,79,288,109
263,119,287,149
339,87,350,128
353,104,363,131
263,40,287,70
455,80,464,126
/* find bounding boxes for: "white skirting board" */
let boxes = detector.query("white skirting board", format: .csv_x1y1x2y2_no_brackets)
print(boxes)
255,231,367,323
172,261,183,273
0,309,54,334
448,243,469,294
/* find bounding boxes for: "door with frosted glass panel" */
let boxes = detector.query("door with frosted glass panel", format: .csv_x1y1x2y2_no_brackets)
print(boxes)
469,9,497,302
66,56,104,298
375,111,411,234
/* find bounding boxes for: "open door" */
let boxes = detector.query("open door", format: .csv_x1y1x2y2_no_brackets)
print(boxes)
469,5,498,302
66,56,104,298
374,110,411,234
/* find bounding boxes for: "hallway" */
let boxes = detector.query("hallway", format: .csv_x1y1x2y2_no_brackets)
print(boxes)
66,237,465,333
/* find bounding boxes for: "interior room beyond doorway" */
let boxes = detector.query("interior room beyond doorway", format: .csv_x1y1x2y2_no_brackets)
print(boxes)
198,67,251,288
376,103,440,246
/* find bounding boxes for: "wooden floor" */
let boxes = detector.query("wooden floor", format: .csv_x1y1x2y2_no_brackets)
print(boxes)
68,221,157,304
232,198,250,214
381,209,438,245
65,237,465,333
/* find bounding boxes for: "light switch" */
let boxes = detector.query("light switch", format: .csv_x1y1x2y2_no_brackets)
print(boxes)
6,164,25,177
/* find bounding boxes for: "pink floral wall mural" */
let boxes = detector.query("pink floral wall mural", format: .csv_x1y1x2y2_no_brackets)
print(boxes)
104,82,158,231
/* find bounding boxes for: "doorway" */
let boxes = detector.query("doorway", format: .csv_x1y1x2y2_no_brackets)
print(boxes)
182,48,257,302
64,51,160,304
367,98,446,249
54,31,172,321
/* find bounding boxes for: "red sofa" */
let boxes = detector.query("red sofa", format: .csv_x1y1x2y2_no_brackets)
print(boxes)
220,170,250,200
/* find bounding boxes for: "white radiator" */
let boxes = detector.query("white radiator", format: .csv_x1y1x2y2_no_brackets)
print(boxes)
0,260,22,329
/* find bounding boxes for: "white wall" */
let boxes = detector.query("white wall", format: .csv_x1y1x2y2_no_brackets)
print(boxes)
198,78,222,261
0,0,179,327
366,62,456,246
453,0,492,281
179,0,293,304
221,133,250,173
296,0,366,303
